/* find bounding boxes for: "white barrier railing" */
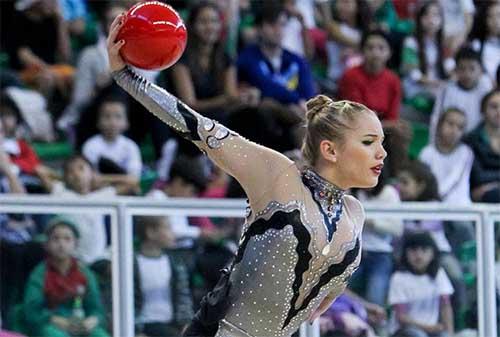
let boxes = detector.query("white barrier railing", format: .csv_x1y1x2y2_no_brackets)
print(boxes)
0,195,497,337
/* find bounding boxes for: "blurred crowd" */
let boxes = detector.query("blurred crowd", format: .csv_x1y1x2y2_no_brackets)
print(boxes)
0,0,499,337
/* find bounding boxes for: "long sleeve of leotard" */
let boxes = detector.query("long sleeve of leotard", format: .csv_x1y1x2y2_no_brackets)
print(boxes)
113,66,293,202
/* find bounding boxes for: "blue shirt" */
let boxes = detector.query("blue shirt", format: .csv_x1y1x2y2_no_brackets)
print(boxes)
59,0,87,21
237,45,315,104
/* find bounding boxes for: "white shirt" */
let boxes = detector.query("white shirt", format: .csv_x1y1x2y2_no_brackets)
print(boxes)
439,0,475,38
357,185,403,253
137,254,173,323
430,75,493,137
326,23,362,82
388,268,454,333
419,144,474,204
82,134,142,177
51,182,116,263
481,37,500,83
281,0,317,57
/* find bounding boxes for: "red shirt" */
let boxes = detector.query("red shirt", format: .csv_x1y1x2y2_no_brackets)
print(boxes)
338,65,401,121
9,139,40,174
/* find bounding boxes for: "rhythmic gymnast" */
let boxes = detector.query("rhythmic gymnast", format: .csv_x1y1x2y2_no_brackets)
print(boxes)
107,13,386,337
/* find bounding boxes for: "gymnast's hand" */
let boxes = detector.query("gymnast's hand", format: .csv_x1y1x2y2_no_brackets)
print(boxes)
106,13,127,72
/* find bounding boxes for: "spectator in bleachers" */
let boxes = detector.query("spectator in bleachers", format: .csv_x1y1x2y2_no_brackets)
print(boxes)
148,155,221,248
57,2,126,133
237,2,315,109
400,1,453,122
388,231,454,337
39,155,138,263
23,217,109,337
0,137,34,242
0,93,58,192
1,88,55,142
133,215,193,337
397,160,467,322
365,0,414,69
469,2,500,85
233,0,258,53
82,94,142,178
464,88,500,203
352,168,403,307
8,0,74,100
392,0,419,21
366,0,414,37
421,108,473,204
170,1,240,123
420,107,476,265
58,0,88,45
439,0,475,55
429,47,493,138
323,0,369,86
281,0,316,60
382,125,411,180
338,29,402,126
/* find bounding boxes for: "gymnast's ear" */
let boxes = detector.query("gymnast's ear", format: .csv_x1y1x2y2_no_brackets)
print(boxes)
319,140,338,164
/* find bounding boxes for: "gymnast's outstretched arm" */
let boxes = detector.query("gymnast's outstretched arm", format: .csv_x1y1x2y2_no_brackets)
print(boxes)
107,13,293,204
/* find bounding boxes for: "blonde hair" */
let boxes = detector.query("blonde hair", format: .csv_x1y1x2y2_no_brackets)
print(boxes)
301,95,374,166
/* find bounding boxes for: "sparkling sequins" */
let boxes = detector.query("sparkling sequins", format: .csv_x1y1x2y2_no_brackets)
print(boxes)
203,118,215,131
302,168,345,248
207,135,221,149
202,120,233,149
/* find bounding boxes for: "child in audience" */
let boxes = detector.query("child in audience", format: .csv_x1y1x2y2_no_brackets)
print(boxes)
39,155,138,264
420,108,474,204
134,215,193,337
23,217,109,337
388,231,454,337
338,29,402,126
430,47,493,138
82,95,142,178
0,96,57,192
397,161,466,324
0,129,24,194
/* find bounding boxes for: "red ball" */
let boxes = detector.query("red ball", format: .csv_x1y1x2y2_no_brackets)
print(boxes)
117,1,187,70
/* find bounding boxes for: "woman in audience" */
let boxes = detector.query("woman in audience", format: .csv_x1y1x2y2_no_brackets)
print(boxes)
469,2,500,84
464,88,500,203
400,1,453,121
324,0,370,86
170,1,240,122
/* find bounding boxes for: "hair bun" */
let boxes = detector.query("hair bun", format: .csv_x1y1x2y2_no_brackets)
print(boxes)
305,95,332,122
